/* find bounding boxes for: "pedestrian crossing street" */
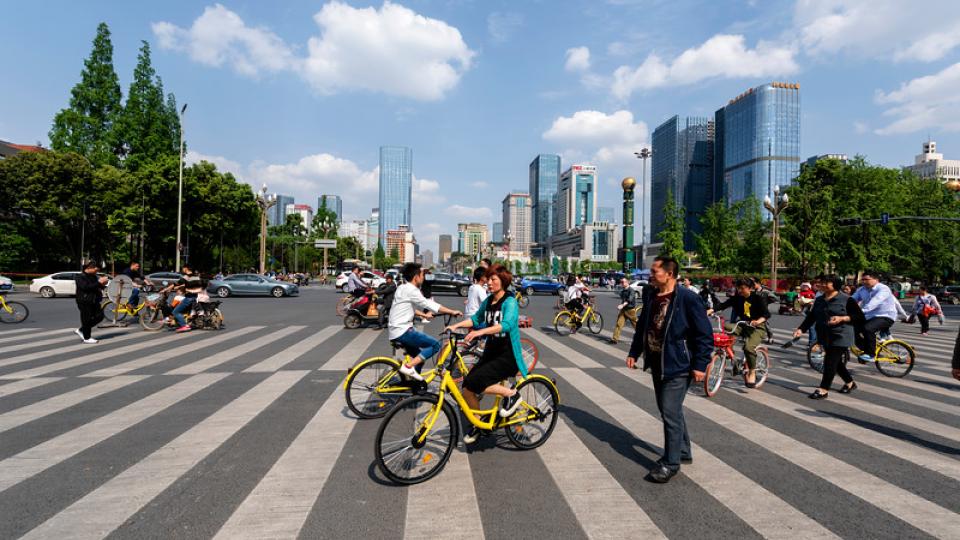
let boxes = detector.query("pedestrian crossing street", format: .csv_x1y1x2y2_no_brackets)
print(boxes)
0,319,958,539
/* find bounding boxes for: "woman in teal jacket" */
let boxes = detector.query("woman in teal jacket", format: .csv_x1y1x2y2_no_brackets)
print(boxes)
446,265,528,444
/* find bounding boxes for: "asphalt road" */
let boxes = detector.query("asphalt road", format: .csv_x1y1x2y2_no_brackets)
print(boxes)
0,285,957,539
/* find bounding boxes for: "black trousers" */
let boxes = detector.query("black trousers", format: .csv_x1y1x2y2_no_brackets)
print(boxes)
652,374,692,471
819,346,853,390
78,302,104,340
918,313,930,333
854,317,893,357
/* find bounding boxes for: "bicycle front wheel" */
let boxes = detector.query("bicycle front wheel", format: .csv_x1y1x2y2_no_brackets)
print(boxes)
806,343,825,373
749,347,770,389
517,294,530,309
375,395,457,485
554,311,575,336
704,351,725,397
875,340,915,378
0,301,28,323
503,376,559,449
587,312,604,334
345,357,408,419
139,305,165,331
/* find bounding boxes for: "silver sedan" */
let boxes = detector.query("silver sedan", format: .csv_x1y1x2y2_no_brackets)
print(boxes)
207,274,299,298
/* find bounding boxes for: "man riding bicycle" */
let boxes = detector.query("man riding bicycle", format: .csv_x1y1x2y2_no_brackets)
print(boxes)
708,278,770,388
121,262,153,307
852,270,899,362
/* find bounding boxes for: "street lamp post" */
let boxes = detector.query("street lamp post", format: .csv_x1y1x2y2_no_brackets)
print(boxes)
763,185,789,293
634,148,652,262
315,217,336,276
256,184,277,275
503,229,513,263
175,103,187,272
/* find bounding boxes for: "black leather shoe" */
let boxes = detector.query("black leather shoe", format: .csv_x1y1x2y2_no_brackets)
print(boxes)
647,465,678,483
838,382,858,394
808,390,828,400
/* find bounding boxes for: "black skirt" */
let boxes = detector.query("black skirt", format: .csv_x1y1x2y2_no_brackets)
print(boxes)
463,352,517,393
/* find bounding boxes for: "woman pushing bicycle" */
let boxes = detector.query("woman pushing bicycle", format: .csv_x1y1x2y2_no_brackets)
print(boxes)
445,264,528,444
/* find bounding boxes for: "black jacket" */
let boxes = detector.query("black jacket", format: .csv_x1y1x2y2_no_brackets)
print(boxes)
952,325,960,371
716,292,771,322
799,292,863,349
628,286,714,378
375,282,397,309
75,272,104,305
618,287,639,309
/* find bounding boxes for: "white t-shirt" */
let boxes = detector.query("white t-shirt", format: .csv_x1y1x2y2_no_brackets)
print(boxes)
388,283,442,340
465,283,488,318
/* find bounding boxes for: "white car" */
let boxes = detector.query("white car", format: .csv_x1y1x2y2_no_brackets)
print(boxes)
0,275,12,293
30,271,110,298
335,271,385,290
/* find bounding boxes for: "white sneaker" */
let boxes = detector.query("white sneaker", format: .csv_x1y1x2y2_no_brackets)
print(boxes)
398,363,424,381
82,338,99,344
75,329,84,341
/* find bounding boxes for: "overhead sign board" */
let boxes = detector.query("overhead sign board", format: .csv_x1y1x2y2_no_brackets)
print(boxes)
314,239,337,248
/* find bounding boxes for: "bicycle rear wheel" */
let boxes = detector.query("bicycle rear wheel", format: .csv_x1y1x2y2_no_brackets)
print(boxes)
554,312,575,336
375,395,457,485
874,340,915,378
139,305,165,331
0,301,28,323
519,337,539,372
101,301,127,323
517,294,530,309
704,351,725,397
345,358,408,418
806,343,825,373
587,312,604,334
748,347,770,389
503,376,559,449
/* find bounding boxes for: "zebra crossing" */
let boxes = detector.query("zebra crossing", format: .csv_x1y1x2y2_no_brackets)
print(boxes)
0,320,957,539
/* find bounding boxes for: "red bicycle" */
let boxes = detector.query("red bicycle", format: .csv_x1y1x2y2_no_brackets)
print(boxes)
703,315,770,397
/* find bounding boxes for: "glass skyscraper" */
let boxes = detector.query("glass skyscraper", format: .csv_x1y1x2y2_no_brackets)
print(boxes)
528,154,561,246
318,195,342,223
378,146,413,242
718,82,801,212
268,195,295,227
651,116,714,249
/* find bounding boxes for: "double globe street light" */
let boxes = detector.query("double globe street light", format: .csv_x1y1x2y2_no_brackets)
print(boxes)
256,184,277,275
763,185,789,292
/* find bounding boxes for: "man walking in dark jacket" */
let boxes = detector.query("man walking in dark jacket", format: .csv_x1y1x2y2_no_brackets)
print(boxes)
626,256,714,483
375,274,397,330
75,261,108,344
952,325,960,381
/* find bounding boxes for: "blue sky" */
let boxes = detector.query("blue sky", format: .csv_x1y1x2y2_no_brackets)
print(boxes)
4,0,960,255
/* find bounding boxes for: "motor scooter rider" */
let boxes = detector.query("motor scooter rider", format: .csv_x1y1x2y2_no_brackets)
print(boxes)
374,274,397,330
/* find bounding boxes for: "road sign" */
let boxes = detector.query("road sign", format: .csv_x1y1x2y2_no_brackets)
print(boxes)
314,239,337,248
881,213,890,225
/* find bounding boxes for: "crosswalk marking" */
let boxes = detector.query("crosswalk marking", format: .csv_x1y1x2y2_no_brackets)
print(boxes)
21,370,309,540
244,326,339,372
552,367,839,540
166,326,305,375
0,377,63,398
404,449,484,540
2,331,110,353
0,327,72,345
0,373,229,493
319,330,380,371
83,326,264,377
525,328,603,368
0,330,149,372
0,375,146,433
213,380,355,539
539,416,666,539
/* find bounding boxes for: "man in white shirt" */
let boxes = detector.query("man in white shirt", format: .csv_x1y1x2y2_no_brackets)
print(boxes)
390,262,462,380
852,270,899,362
464,267,488,318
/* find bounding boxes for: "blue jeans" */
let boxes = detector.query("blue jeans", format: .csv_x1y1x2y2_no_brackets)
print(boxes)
652,375,692,471
128,288,140,306
172,297,195,327
395,328,441,364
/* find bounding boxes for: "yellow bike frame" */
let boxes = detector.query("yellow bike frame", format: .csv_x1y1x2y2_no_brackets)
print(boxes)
555,303,595,326
342,340,468,392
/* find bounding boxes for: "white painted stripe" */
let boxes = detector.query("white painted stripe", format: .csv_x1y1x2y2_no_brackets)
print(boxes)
404,449,483,540
0,330,149,371
0,375,146,433
0,373,229,492
21,370,309,540
83,327,264,377
540,416,665,539
166,326,305,375
244,326,339,373
745,376,960,481
214,384,356,539
612,367,959,540
525,328,603,368
1,329,126,354
318,331,380,371
0,377,63,398
0,327,72,345
553,367,838,540
0,326,46,339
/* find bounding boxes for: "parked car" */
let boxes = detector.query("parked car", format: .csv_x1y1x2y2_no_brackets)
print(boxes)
30,271,111,298
145,272,183,288
937,285,960,305
0,275,12,292
426,272,471,296
335,271,385,290
207,273,299,298
519,276,564,296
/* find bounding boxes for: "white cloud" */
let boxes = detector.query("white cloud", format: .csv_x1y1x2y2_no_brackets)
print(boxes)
469,181,489,188
874,62,960,135
186,150,245,178
543,110,648,149
412,177,445,204
795,0,960,62
443,205,492,220
565,46,591,72
487,11,523,44
611,34,798,99
153,2,476,101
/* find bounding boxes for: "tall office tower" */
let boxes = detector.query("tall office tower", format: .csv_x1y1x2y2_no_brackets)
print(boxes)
269,195,295,227
597,206,615,224
457,223,488,257
501,192,532,255
556,164,597,233
368,208,380,249
318,195,342,223
438,234,452,263
529,154,561,247
378,146,413,242
717,82,801,213
651,115,714,248
492,222,504,243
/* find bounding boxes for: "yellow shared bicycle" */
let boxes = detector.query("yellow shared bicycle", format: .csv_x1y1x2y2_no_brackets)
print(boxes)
373,331,559,484
0,294,29,324
553,297,603,335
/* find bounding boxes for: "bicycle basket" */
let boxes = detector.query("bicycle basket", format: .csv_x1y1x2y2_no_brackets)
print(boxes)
713,332,734,348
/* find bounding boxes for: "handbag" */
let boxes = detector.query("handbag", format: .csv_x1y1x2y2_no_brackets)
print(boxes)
922,305,937,317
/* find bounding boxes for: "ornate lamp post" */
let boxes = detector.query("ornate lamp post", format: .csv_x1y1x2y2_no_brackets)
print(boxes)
256,184,277,275
316,217,336,278
503,229,513,263
175,103,187,272
763,185,789,292
621,177,636,271
633,148,652,248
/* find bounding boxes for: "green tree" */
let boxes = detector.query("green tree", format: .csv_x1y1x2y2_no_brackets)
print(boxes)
733,198,770,274
780,159,843,278
49,22,123,167
312,198,339,237
695,201,740,273
373,242,386,270
116,41,178,167
659,188,686,262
